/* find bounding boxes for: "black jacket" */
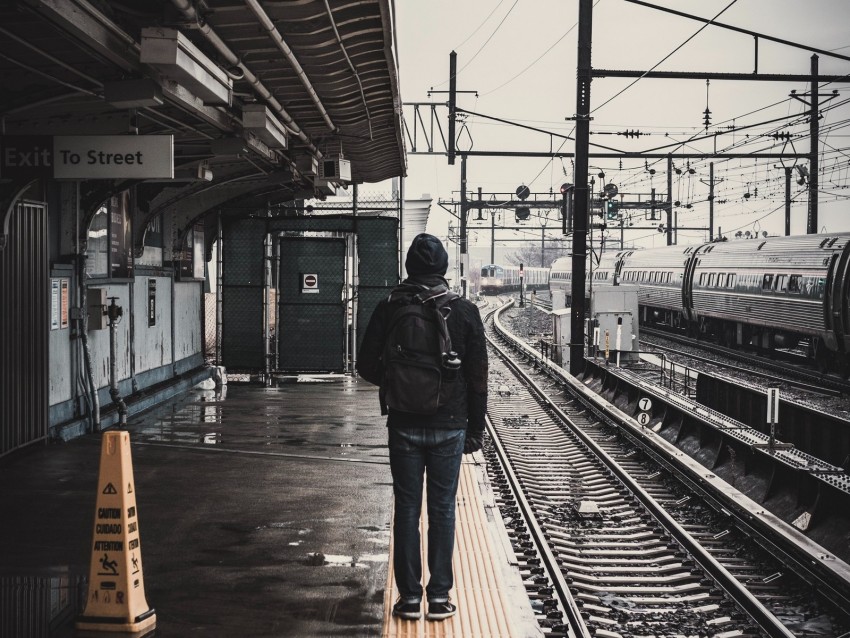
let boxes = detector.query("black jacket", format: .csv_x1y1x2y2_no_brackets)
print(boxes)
357,275,488,434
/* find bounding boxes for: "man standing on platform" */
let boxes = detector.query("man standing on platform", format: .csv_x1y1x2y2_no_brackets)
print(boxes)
357,233,488,622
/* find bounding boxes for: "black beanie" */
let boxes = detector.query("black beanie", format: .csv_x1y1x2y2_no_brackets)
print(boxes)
405,233,449,276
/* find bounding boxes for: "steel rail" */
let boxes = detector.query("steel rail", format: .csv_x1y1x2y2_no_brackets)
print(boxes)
483,414,586,638
641,326,850,395
489,301,797,638
480,302,586,637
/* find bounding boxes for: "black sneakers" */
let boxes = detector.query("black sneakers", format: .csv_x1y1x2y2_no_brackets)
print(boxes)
391,598,421,620
426,599,457,621
393,597,457,621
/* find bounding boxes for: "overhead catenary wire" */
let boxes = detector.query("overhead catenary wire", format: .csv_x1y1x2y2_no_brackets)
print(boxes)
591,0,739,115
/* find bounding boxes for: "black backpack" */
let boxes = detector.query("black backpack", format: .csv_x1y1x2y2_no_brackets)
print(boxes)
379,284,460,415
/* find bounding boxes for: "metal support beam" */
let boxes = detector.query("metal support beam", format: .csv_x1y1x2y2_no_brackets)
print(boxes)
784,166,792,236
808,55,819,234
591,69,849,83
571,0,592,377
448,51,457,165
667,155,673,246
621,0,850,62
459,154,467,297
709,163,715,241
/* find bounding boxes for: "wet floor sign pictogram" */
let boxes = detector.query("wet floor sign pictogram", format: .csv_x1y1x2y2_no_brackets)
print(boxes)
76,431,156,634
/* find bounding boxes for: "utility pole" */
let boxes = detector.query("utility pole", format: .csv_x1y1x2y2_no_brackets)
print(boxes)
708,163,714,241
459,154,467,298
448,51,457,166
784,166,792,235
808,54,818,234
666,155,674,245
541,227,545,267
490,205,495,264
700,162,723,241
570,0,592,376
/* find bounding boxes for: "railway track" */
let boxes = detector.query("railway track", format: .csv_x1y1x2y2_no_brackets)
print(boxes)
482,300,850,638
639,327,850,396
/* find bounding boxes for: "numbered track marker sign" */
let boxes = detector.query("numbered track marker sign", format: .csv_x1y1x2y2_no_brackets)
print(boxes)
637,412,651,426
638,397,652,412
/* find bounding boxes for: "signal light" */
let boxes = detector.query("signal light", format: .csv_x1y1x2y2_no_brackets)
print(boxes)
515,206,530,221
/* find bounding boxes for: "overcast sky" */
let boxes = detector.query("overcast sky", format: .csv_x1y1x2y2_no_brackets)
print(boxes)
391,0,850,253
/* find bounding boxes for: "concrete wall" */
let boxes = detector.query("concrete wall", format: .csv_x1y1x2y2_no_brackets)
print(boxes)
133,276,173,374
87,283,132,390
48,274,205,429
174,282,202,363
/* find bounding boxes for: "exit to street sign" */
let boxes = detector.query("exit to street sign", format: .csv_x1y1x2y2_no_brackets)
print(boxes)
0,135,173,179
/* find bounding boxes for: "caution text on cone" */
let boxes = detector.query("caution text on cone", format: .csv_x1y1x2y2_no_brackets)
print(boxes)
77,431,156,633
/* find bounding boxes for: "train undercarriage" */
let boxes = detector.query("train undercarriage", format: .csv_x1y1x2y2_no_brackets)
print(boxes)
638,305,849,377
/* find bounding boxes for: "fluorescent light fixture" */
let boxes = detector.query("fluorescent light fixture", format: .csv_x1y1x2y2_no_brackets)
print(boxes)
242,104,288,149
104,79,163,108
140,28,232,106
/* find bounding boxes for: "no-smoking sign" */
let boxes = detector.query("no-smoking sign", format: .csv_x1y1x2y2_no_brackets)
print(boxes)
302,273,319,293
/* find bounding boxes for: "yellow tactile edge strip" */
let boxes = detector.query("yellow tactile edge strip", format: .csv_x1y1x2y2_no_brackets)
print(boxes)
382,455,544,638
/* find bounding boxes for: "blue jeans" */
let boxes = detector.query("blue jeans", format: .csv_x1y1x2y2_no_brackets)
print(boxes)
388,427,466,602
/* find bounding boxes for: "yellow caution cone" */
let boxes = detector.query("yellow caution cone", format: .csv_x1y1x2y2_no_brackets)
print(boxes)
76,431,156,634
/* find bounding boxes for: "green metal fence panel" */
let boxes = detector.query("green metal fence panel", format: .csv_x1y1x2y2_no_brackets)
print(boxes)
278,237,346,372
219,215,399,372
357,217,399,286
221,219,265,369
355,217,399,352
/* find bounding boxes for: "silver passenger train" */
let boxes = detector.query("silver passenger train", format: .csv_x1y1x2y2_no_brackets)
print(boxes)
479,264,549,294
549,233,850,373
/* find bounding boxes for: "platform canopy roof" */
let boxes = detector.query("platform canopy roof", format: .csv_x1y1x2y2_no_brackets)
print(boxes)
0,0,406,242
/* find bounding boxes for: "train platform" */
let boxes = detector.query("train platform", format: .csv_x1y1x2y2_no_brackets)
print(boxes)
0,375,541,637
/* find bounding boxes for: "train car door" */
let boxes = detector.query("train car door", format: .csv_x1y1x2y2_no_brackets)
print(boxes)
681,250,700,323
278,237,347,372
826,244,850,353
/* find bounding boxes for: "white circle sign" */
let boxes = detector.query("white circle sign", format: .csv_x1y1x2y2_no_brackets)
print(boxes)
637,412,651,426
638,397,652,412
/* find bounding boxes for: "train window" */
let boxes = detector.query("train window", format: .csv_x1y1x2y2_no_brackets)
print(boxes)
666,272,672,283
762,274,774,291
788,275,801,293
775,274,787,292
708,273,716,287
727,273,736,288
717,273,726,287
699,273,706,286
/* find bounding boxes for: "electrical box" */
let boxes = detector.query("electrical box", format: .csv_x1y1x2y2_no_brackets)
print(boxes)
551,308,571,367
320,157,351,182
551,289,566,311
594,311,636,362
88,288,107,331
591,284,639,361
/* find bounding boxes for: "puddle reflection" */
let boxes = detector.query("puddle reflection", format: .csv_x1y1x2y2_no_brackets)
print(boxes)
0,570,86,637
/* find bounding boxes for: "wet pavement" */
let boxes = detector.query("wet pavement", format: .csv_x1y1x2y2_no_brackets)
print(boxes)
0,376,393,637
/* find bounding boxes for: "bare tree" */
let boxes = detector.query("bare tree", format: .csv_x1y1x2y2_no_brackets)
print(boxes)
505,238,571,269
